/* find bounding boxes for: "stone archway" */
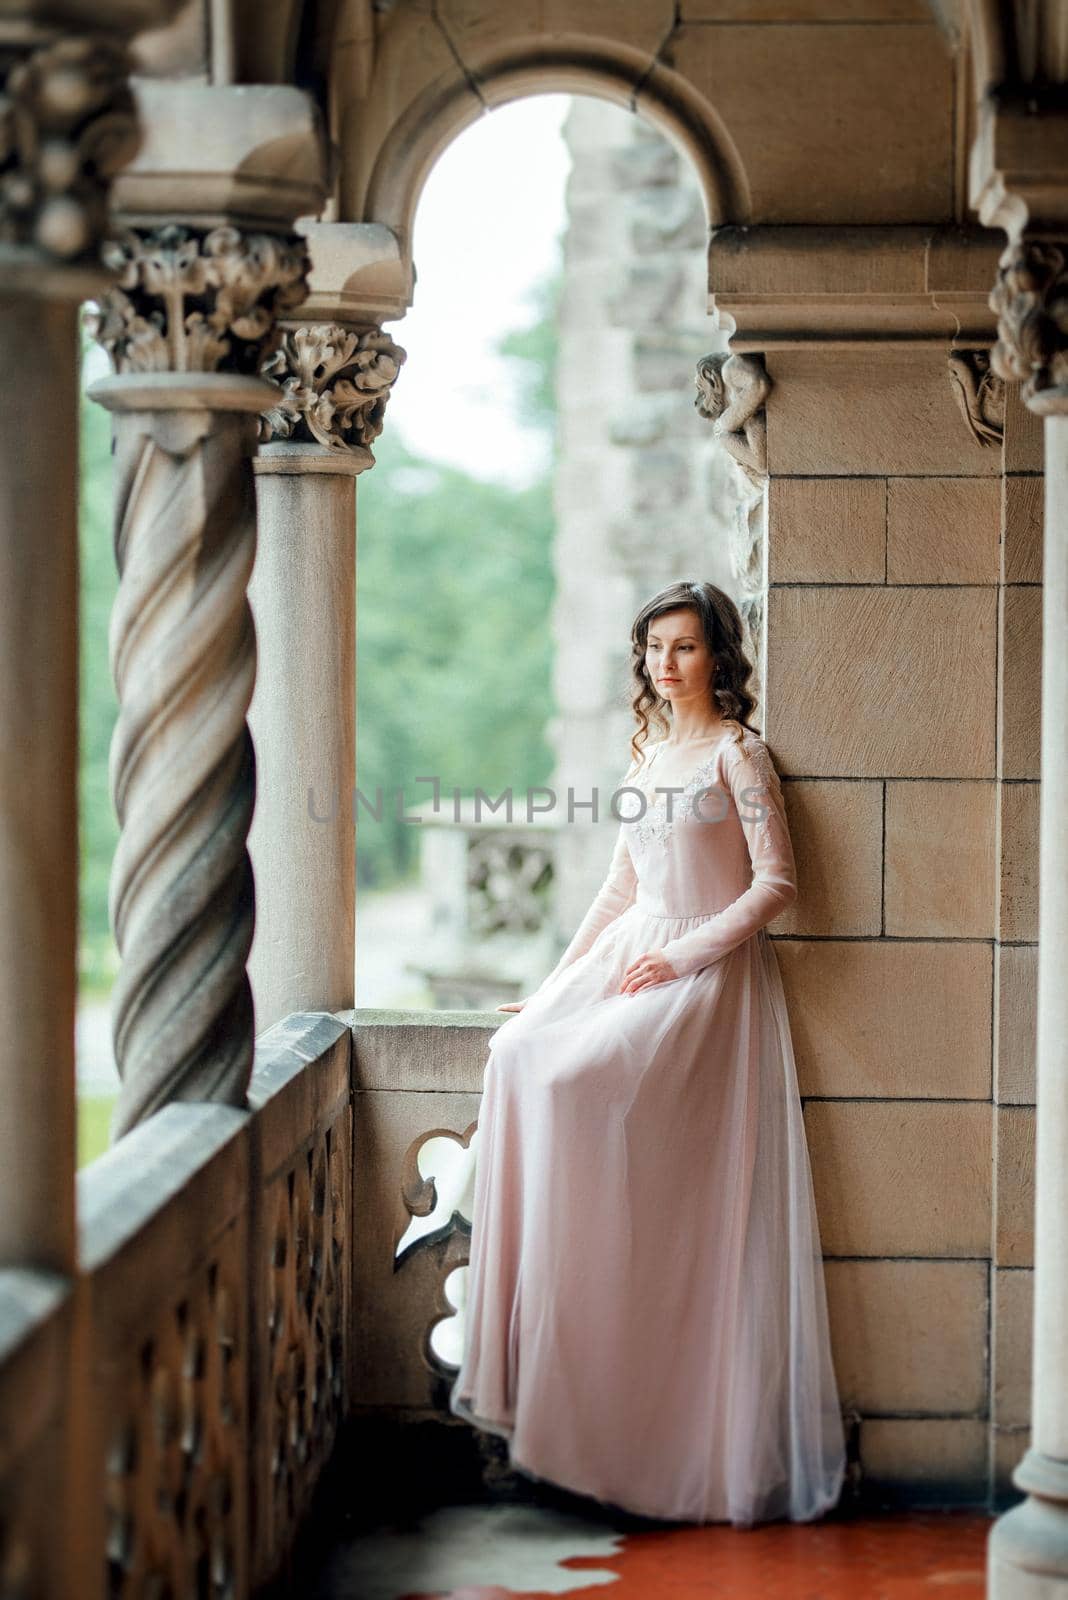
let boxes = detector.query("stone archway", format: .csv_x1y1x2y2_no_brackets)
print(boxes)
340,51,752,259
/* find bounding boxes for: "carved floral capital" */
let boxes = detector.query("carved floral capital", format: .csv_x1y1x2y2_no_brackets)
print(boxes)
87,223,310,375
0,33,139,265
989,239,1068,408
259,321,407,454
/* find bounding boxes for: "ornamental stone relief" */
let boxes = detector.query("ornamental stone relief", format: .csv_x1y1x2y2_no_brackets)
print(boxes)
694,351,772,485
0,33,139,264
87,223,309,374
948,348,1006,447
259,320,407,454
990,239,1068,407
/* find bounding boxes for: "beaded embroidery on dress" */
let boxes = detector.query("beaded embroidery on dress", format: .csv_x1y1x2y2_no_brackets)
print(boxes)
449,719,847,1526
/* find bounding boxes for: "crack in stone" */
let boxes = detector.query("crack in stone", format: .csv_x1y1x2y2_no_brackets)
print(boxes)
431,2,488,110
632,4,683,111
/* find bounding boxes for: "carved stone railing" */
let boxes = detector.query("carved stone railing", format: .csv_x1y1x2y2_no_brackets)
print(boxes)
0,1012,351,1599
407,801,560,1009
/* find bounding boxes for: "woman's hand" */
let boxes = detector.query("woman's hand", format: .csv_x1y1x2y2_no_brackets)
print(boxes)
619,950,678,995
496,997,532,1013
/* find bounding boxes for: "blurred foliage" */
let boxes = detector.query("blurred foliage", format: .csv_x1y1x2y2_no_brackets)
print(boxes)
354,425,556,887
76,269,561,968
78,338,121,995
78,1094,116,1168
498,271,560,441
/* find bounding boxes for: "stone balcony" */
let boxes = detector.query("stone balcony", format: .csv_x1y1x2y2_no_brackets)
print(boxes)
0,1003,1022,1597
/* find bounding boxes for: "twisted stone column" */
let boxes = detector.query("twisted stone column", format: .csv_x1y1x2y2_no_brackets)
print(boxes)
987,238,1068,1595
0,20,144,1268
89,223,308,1138
250,315,405,1028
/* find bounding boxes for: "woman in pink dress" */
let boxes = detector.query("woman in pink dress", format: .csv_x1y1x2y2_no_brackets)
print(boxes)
448,579,846,1527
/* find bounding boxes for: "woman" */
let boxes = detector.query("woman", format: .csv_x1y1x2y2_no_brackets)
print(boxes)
448,580,846,1527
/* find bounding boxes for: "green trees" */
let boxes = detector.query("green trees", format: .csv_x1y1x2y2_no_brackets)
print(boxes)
76,271,560,972
354,274,559,887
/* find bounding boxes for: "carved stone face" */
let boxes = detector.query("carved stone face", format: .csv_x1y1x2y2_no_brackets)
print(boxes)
694,354,729,423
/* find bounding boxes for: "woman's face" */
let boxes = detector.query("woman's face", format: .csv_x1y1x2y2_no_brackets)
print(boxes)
644,608,715,706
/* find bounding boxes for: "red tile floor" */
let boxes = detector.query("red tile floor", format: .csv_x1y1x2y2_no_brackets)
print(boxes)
412,1513,991,1599
308,1502,994,1600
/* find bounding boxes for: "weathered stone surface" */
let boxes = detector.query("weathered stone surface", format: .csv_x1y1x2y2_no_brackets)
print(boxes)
780,942,991,1099
437,0,677,67
884,780,996,938
824,1259,987,1414
886,477,1000,584
995,943,1038,1105
1002,474,1043,585
681,0,931,16
709,226,1001,346
999,586,1042,780
998,782,1039,942
767,587,998,778
291,220,414,330
995,1105,1036,1268
776,780,882,937
1003,383,1044,474
352,1010,500,1094
803,1100,991,1256
109,81,327,229
667,24,953,224
993,1267,1033,1428
766,349,1003,476
769,477,885,583
859,1419,989,1498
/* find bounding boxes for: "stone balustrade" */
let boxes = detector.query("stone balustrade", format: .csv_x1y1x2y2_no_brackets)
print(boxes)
0,1013,351,1598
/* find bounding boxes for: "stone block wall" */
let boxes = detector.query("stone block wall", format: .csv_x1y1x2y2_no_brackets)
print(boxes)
761,348,1039,1502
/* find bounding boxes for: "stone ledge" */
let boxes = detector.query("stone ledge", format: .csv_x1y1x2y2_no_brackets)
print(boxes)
709,224,1003,346
109,80,328,230
349,1008,502,1094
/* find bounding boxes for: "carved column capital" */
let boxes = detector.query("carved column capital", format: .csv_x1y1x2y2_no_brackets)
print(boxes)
87,222,310,378
0,30,140,288
259,321,407,458
989,237,1068,413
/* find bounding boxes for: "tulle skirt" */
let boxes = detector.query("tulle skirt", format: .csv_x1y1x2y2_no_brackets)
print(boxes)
448,903,847,1526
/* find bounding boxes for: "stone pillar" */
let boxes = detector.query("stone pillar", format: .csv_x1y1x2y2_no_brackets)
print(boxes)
0,14,157,1269
87,82,325,1139
985,237,1068,1596
962,9,1068,1569
250,221,408,1030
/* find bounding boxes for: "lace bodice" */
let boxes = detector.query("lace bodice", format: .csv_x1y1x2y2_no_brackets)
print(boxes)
623,733,779,858
538,724,797,987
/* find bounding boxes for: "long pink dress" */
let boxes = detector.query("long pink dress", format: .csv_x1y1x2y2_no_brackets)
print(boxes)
448,722,846,1526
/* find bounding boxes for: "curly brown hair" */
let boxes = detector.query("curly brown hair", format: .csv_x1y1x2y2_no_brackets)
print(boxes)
627,580,760,766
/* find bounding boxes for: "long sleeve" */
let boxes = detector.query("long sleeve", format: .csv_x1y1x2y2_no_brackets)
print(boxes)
536,819,638,991
659,736,797,980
